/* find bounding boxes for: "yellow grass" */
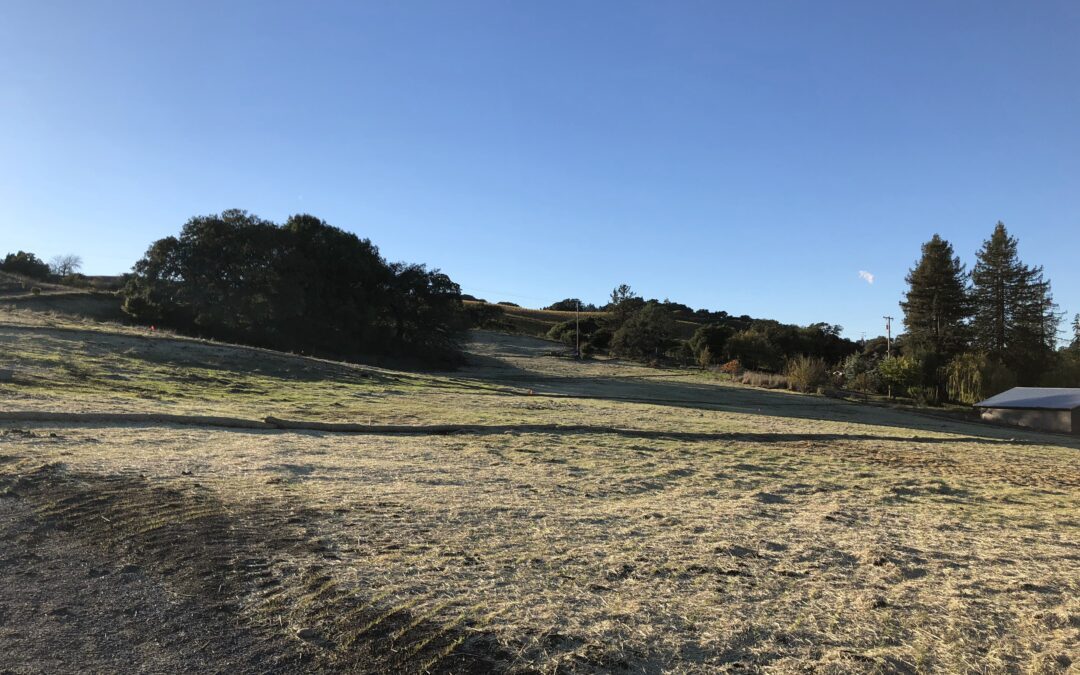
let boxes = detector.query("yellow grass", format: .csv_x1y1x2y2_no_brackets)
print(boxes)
1,306,1077,672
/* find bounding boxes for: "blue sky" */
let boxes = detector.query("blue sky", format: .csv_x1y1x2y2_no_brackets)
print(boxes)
2,1,1078,340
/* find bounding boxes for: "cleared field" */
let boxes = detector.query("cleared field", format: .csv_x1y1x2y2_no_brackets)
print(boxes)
1,308,1078,673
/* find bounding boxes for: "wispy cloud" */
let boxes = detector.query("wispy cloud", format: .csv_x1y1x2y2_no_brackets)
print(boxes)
858,270,875,285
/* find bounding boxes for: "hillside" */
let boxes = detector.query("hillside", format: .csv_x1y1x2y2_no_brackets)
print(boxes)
0,306,1077,672
467,300,705,340
0,271,73,297
0,271,126,322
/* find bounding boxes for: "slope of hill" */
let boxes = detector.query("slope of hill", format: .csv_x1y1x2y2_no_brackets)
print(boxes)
467,300,704,340
0,271,126,322
0,306,1077,672
0,271,71,297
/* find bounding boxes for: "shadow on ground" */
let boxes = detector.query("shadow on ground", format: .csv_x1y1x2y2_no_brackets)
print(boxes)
456,331,1080,449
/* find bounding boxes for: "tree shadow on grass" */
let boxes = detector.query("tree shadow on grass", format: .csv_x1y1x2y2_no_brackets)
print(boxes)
456,337,1080,450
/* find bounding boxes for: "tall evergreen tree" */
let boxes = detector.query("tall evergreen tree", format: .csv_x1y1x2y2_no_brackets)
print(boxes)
900,234,970,356
970,222,1059,380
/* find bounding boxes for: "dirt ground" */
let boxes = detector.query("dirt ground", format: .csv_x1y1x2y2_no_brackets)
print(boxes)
1,311,1078,673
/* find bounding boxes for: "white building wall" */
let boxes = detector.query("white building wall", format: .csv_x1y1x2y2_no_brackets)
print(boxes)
980,408,1074,434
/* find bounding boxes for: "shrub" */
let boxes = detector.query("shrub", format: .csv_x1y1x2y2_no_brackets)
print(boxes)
547,317,601,346
739,370,789,389
945,353,984,404
878,355,920,397
841,352,879,387
719,359,742,376
725,330,782,371
850,370,882,394
785,355,829,392
689,323,733,366
698,346,714,369
466,303,507,329
907,385,941,406
666,340,695,365
945,353,1018,403
590,328,613,351
30,286,41,295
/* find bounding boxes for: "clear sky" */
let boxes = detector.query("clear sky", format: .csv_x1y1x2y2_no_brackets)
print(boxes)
2,1,1078,340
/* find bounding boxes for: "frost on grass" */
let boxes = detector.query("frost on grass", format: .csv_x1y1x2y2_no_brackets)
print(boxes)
0,310,1077,672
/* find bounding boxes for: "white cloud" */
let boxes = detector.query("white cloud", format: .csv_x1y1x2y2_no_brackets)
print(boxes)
858,270,875,285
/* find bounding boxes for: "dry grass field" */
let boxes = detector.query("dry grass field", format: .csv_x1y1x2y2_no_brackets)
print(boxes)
1,307,1078,673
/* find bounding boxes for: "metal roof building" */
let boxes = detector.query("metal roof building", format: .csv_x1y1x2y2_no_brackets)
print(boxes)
975,387,1080,434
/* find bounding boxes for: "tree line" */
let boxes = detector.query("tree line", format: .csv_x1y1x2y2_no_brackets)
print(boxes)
540,283,859,374
537,221,1078,404
122,210,467,363
12,213,1073,396
888,221,1077,403
1,251,83,280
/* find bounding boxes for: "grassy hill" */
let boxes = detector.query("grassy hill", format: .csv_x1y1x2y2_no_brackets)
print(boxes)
0,270,72,297
467,300,705,340
0,271,126,322
0,305,1077,672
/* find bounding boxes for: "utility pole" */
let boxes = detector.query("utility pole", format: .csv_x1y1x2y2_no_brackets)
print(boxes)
883,315,895,399
575,300,581,358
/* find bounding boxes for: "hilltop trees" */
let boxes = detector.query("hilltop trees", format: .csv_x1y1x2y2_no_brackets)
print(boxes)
590,283,857,370
970,222,1059,381
546,298,598,312
123,210,466,362
900,235,970,357
1,250,87,285
610,284,636,306
607,284,645,329
1,251,51,279
49,254,83,278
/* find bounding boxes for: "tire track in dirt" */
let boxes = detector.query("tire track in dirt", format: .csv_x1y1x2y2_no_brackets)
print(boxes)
0,463,510,673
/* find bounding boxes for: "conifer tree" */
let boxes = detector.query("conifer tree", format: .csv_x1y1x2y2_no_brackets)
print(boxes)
900,234,970,356
970,222,1059,380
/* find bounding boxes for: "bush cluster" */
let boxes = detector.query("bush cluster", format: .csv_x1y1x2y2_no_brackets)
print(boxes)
739,371,789,389
122,210,467,363
785,355,829,393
